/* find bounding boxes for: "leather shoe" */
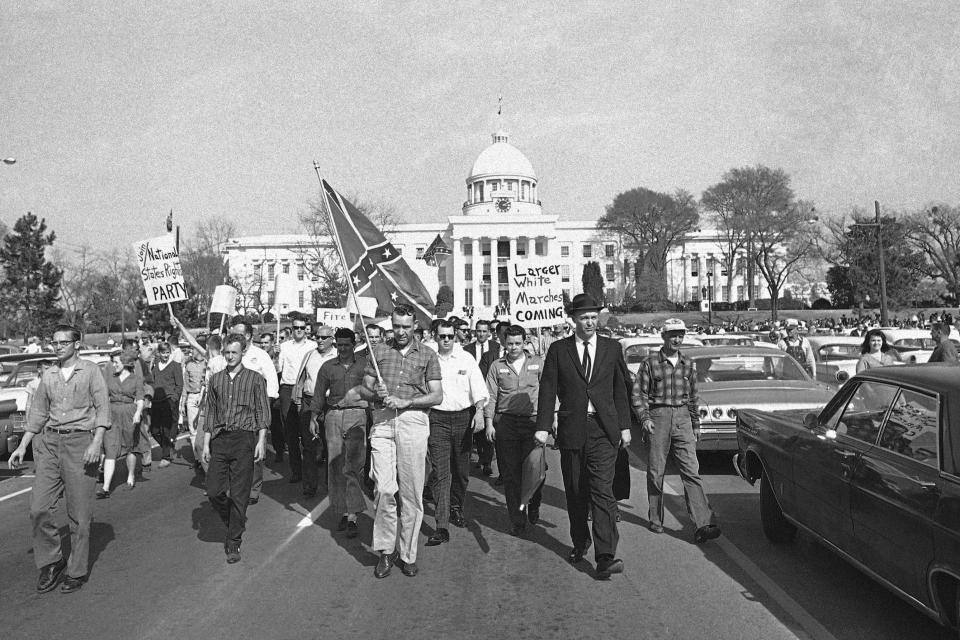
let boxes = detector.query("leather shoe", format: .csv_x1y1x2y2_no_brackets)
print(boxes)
396,558,418,577
337,515,349,532
648,522,664,534
36,559,66,593
567,542,591,563
527,504,540,525
510,523,526,537
695,524,722,544
596,556,624,578
426,528,449,546
60,576,86,593
346,520,358,538
449,510,465,528
248,497,259,505
374,552,395,578
226,545,241,564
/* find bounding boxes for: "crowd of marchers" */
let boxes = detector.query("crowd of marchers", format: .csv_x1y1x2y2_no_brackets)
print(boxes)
10,294,731,593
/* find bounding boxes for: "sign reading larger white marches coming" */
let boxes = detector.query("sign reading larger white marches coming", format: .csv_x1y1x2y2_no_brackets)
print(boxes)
133,235,188,305
507,258,566,329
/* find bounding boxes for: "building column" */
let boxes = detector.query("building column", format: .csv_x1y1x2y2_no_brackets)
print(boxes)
472,237,481,311
452,237,463,310
527,237,534,257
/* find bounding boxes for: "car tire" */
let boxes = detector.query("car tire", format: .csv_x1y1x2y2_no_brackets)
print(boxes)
760,469,797,543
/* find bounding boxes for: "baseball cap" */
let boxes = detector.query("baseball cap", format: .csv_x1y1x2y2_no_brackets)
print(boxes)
661,318,687,333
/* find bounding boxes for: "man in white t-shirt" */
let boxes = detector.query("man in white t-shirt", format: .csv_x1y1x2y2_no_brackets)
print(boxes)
277,319,317,482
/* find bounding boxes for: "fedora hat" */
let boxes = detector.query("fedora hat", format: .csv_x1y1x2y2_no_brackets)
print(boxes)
566,293,603,315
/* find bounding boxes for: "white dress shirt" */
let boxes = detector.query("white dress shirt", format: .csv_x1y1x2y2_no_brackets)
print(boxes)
435,344,489,412
242,344,280,399
575,333,597,413
278,338,317,385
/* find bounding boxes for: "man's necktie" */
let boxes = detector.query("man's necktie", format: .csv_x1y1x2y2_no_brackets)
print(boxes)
582,340,591,381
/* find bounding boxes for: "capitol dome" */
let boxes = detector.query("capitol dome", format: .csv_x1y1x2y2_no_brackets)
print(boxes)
467,130,536,181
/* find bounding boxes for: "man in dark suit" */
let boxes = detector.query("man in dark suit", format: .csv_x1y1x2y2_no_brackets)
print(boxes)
474,320,507,476
536,294,631,578
463,319,500,370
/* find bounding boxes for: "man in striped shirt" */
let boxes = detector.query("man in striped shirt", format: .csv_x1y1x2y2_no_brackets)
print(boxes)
632,319,719,544
202,334,270,564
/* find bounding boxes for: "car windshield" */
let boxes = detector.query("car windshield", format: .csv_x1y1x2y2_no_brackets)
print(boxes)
691,354,809,383
624,345,654,364
703,337,753,346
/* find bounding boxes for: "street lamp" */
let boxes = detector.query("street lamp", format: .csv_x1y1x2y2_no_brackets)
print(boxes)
851,201,888,326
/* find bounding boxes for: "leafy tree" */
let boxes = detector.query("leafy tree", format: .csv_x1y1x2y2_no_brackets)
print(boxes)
596,187,698,304
826,265,854,308
0,212,63,338
435,285,454,318
311,278,347,309
581,261,605,304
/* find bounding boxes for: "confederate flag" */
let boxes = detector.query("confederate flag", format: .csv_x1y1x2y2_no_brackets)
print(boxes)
321,180,435,326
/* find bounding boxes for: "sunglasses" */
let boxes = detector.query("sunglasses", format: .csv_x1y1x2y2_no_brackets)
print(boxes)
437,334,456,341
293,325,307,330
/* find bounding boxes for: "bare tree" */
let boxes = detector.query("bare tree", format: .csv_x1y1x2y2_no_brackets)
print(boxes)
903,204,960,301
701,181,749,303
55,244,102,330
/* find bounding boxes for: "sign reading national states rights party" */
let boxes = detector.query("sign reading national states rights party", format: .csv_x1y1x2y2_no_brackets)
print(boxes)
133,235,188,305
507,258,566,329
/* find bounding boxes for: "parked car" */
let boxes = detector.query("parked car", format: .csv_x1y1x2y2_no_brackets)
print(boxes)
686,346,835,451
806,335,874,386
698,335,755,347
734,365,960,634
0,398,25,458
620,335,704,379
879,328,960,364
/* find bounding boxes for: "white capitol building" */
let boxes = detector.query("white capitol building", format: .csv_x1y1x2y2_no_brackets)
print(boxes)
223,129,780,319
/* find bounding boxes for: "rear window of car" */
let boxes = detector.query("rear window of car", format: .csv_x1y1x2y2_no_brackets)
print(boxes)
817,344,861,361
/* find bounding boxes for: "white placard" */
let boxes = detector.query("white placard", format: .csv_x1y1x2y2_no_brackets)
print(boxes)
210,285,238,315
316,307,351,328
352,296,379,318
133,235,187,305
507,258,566,329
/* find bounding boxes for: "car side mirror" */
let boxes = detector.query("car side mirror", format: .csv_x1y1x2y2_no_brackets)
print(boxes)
803,412,820,430
836,371,849,383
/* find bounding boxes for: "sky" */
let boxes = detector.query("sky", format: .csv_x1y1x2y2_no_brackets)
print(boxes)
1,1,958,260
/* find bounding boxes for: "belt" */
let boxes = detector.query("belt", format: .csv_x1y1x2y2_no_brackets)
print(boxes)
649,403,685,409
328,406,365,411
302,394,313,400
48,428,90,434
432,408,473,415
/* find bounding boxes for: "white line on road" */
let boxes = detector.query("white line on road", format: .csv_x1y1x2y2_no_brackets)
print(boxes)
0,487,32,503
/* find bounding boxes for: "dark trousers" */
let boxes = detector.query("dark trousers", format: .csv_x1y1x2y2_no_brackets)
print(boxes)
428,408,473,528
150,399,178,460
269,397,285,453
496,416,543,527
560,416,619,561
297,400,319,491
207,430,256,546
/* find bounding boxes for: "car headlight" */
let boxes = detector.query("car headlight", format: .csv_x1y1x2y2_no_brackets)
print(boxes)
699,409,708,419
712,408,723,419
727,408,737,418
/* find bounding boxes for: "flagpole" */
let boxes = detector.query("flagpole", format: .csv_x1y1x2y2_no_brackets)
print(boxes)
311,162,384,385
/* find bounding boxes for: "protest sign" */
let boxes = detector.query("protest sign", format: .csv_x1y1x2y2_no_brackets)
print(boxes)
352,296,378,318
133,235,187,305
210,285,238,315
507,258,566,329
316,307,352,328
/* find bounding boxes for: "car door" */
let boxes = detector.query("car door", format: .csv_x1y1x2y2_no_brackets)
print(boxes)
792,380,898,548
848,387,939,600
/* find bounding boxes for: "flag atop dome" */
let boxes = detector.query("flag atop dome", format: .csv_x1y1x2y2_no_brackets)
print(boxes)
320,180,435,326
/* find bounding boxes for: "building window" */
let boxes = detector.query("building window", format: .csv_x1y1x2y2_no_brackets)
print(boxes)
690,259,698,277
464,289,473,306
268,291,275,306
482,263,491,281
481,282,492,306
605,264,615,281
521,182,528,200
497,266,508,284
582,244,592,258
561,265,570,283
605,244,615,258
267,263,275,280
498,290,510,306
737,285,744,301
736,257,745,276
606,287,616,300
297,263,305,281
563,288,570,300
497,240,510,258
690,287,700,302
298,290,304,307
416,247,425,259
561,245,570,258
516,240,526,257
535,239,545,256
463,242,472,256
282,263,290,275
507,181,513,191
438,266,447,282
481,241,491,256
464,264,473,281
719,286,728,302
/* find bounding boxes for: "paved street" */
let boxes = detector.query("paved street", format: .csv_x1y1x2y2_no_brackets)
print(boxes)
0,439,951,640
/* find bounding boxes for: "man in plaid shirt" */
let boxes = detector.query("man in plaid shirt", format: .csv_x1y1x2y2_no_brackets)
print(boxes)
632,318,720,544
